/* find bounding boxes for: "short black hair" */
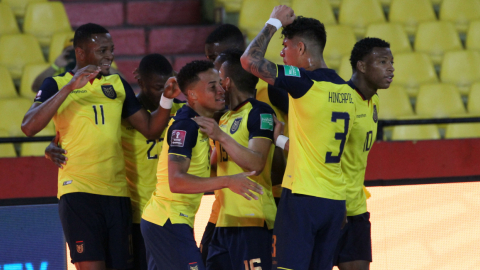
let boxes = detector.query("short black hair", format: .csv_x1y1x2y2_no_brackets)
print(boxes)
219,49,258,95
350,37,390,70
138,54,173,81
281,16,326,53
74,23,109,48
176,60,214,93
205,24,245,49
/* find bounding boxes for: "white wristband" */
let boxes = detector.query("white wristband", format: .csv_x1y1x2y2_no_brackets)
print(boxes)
266,18,282,31
276,135,289,150
159,94,173,109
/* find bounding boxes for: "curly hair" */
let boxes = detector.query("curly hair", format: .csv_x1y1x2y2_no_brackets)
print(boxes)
138,54,173,80
205,24,245,49
74,23,109,48
176,60,214,93
350,37,390,70
219,48,258,95
281,16,326,52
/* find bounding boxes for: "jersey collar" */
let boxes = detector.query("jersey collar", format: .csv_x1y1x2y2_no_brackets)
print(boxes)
347,80,367,101
174,105,200,121
69,71,102,85
231,98,254,112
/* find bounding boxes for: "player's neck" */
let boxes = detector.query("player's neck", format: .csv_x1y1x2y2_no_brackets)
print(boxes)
187,103,215,118
137,93,158,111
229,89,252,109
299,55,328,71
351,73,377,100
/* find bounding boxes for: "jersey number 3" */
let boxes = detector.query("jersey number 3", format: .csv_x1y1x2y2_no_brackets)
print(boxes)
325,112,350,163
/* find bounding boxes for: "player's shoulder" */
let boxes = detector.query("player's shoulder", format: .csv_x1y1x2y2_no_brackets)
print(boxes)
171,106,199,129
248,98,276,115
307,68,346,85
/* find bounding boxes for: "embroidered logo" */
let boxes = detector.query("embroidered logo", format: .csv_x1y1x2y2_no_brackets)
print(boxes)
189,262,199,270
101,84,116,99
230,117,243,134
373,104,378,123
76,241,84,253
284,65,301,77
171,130,187,147
260,114,274,131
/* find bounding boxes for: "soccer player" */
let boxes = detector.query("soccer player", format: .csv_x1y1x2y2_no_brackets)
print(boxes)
140,60,264,270
205,24,246,62
193,49,277,270
21,23,175,270
241,6,356,270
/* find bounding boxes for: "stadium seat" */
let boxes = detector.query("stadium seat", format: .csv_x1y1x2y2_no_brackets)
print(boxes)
2,0,47,19
389,0,437,36
0,3,20,36
338,0,386,37
20,63,50,99
238,0,279,42
323,25,356,69
466,20,480,51
377,0,391,7
328,0,341,9
445,123,480,139
291,0,336,26
391,125,441,141
337,55,351,81
439,0,480,33
23,2,72,47
0,66,18,99
414,21,463,66
48,31,74,64
19,125,54,157
215,0,243,13
467,82,480,115
265,31,285,65
0,129,17,158
0,34,46,80
416,83,466,118
364,23,412,54
377,85,414,119
390,52,438,97
440,50,480,96
0,98,33,137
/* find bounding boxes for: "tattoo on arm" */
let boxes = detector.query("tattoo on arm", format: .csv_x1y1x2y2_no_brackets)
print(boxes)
243,25,278,85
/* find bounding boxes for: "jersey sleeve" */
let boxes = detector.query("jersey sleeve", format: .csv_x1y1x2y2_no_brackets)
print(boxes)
247,104,276,141
120,76,142,119
34,77,59,103
166,119,199,159
267,84,289,114
274,65,314,99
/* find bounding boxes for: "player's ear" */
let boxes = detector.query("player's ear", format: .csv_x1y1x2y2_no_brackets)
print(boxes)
187,89,197,101
357,60,367,74
75,47,85,62
224,77,232,91
297,41,306,56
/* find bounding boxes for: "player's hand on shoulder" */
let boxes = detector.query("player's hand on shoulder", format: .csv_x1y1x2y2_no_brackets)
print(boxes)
193,116,225,141
226,171,263,200
163,77,182,99
270,5,295,27
65,65,101,92
45,132,67,169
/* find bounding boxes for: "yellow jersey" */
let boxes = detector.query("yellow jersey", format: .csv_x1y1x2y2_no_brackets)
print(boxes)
121,99,185,223
342,81,379,216
275,65,356,200
215,98,277,229
35,72,142,198
142,105,211,228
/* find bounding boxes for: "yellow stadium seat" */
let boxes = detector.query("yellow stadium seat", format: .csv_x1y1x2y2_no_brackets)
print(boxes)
0,65,18,99
416,83,466,118
389,0,436,36
215,0,243,13
20,63,50,99
365,23,412,54
445,123,480,139
337,54,351,81
377,85,414,119
391,125,441,141
414,21,462,66
0,129,17,158
0,34,46,80
431,0,443,5
467,82,480,115
2,0,47,18
20,125,54,157
466,20,480,51
48,31,74,64
390,52,438,97
265,31,285,65
338,0,386,37
328,0,342,9
0,98,33,137
440,50,480,96
377,0,391,7
439,0,480,33
291,0,336,26
323,25,356,69
0,3,20,36
239,0,279,42
23,2,72,47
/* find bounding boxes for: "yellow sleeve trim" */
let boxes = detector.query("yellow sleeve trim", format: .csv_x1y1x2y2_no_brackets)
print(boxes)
251,136,273,142
34,101,42,104
276,65,279,78
168,153,189,158
278,267,294,270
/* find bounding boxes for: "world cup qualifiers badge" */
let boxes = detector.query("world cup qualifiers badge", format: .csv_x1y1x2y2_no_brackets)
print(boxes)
230,118,243,134
101,84,117,99
373,104,378,123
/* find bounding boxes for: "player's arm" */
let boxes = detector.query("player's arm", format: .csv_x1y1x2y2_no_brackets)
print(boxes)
273,115,289,151
44,132,68,169
240,5,295,85
22,65,101,137
125,77,181,140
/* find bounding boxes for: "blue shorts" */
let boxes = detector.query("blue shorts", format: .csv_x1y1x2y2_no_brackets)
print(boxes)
206,225,272,270
200,221,216,265
59,192,133,269
333,212,372,265
132,223,147,270
272,188,346,270
141,218,204,270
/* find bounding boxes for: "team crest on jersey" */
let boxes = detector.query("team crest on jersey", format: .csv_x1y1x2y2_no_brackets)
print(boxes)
373,104,378,123
101,84,117,99
76,241,84,253
230,117,243,134
188,262,199,270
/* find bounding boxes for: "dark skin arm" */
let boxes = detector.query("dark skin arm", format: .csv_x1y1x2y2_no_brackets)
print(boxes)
272,115,289,152
168,154,264,200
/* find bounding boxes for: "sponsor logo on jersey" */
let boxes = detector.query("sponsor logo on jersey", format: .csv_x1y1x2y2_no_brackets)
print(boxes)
171,130,186,147
230,117,243,134
71,89,87,94
284,65,301,77
101,84,117,99
373,104,378,123
63,180,73,186
260,114,274,131
76,241,84,253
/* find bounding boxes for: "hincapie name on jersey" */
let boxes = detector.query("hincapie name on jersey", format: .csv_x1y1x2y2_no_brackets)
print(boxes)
328,92,354,104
